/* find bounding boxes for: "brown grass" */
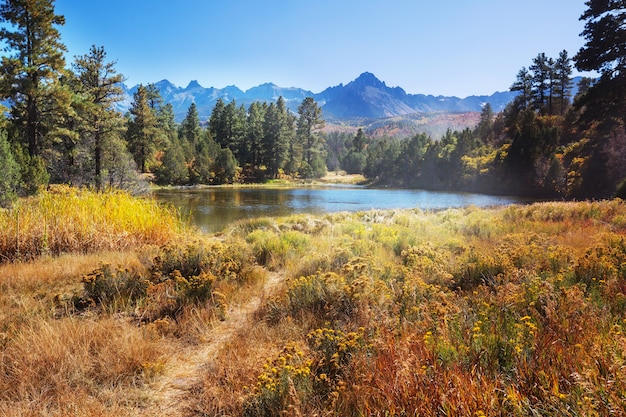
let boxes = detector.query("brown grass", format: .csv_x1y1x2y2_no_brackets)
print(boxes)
2,192,626,416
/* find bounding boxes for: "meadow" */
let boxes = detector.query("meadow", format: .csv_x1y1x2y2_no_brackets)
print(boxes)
0,187,625,416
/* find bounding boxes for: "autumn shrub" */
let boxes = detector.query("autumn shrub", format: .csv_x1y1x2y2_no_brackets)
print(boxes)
243,342,313,417
79,263,149,310
452,248,508,291
67,240,250,323
306,326,366,399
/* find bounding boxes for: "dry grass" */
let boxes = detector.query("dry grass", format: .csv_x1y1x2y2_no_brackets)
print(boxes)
0,185,183,262
2,191,626,416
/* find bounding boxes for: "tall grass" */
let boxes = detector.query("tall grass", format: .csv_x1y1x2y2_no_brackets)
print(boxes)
0,185,183,262
3,195,626,416
0,316,170,416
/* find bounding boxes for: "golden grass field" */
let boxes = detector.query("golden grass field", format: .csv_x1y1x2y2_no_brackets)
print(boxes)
1,187,625,416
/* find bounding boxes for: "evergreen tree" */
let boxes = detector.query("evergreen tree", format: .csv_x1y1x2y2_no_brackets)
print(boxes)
296,97,325,177
353,128,366,152
530,53,551,113
145,83,164,112
209,99,246,160
0,0,70,158
0,129,20,206
102,134,145,193
262,102,281,177
127,84,160,173
154,103,188,185
214,147,239,184
510,67,533,111
72,45,125,190
476,103,494,141
246,101,265,169
208,98,226,142
574,0,626,127
179,102,202,158
155,136,188,185
553,50,573,116
276,97,297,175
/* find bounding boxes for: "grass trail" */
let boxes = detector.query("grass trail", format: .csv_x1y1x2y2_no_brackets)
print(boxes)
142,271,283,416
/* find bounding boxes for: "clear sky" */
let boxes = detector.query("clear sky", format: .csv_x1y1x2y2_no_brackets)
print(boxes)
53,0,593,97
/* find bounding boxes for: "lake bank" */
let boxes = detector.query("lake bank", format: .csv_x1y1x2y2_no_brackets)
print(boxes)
152,185,532,233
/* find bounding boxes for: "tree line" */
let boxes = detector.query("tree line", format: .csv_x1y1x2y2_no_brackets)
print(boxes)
0,0,327,206
323,0,626,200
1,0,625,205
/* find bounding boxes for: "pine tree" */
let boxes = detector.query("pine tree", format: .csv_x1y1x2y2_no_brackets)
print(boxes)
208,98,226,146
296,97,325,177
574,0,626,126
553,50,573,116
0,0,70,158
126,85,160,173
153,103,188,185
72,45,125,190
353,128,366,153
529,53,551,113
476,103,494,141
246,101,265,169
179,102,202,157
510,67,533,111
262,101,290,178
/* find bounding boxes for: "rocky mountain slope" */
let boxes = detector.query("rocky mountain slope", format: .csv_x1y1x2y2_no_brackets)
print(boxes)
121,72,518,122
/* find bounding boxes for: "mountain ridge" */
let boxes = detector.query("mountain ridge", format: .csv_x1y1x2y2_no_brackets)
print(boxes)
120,72,521,122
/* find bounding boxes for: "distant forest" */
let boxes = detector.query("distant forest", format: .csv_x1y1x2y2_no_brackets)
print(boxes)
1,0,625,206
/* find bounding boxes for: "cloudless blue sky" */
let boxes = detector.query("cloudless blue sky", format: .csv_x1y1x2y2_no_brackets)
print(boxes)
54,0,593,97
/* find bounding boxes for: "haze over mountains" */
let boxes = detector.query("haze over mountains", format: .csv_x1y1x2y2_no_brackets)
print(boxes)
121,72,519,123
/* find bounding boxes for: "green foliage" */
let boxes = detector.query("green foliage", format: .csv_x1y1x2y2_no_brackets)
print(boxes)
246,229,309,268
574,0,626,127
126,84,163,173
154,137,188,185
0,131,20,206
70,45,126,191
17,153,50,195
0,0,70,160
214,147,239,184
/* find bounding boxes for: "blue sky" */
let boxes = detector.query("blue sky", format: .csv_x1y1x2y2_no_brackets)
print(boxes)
54,0,593,97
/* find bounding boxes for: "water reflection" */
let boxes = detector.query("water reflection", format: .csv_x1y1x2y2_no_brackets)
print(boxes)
153,186,527,233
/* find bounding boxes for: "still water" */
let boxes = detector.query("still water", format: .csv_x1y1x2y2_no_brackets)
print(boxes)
153,186,527,233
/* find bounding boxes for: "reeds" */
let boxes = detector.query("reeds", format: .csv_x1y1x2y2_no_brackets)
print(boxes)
0,185,183,262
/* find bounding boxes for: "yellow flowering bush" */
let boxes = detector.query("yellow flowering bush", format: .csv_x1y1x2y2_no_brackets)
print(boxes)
244,343,313,416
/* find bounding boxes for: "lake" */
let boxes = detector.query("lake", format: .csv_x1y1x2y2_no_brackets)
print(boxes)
152,186,528,233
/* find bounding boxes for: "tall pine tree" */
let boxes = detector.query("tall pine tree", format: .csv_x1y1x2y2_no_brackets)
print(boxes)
574,0,626,127
126,85,160,173
0,0,70,158
72,45,125,190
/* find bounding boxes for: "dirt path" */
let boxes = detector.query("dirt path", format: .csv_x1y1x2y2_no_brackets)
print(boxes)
140,271,283,416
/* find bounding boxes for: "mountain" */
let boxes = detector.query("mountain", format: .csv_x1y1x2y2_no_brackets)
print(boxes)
119,72,520,122
313,72,517,121
125,80,314,121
